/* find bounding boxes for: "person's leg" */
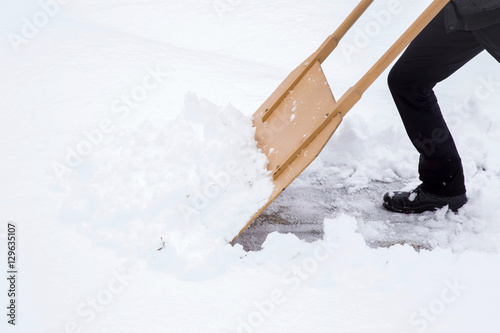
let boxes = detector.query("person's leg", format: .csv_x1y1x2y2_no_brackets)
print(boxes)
388,10,485,197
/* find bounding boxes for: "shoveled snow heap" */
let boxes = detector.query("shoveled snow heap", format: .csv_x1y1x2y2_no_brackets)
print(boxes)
60,94,273,260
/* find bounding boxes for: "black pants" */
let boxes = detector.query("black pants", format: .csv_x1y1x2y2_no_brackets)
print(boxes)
388,10,500,196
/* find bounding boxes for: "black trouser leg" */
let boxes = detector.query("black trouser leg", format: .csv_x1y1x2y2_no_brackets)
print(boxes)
388,11,484,196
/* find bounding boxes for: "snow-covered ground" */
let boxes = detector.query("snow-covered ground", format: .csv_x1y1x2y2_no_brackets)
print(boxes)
1,0,500,332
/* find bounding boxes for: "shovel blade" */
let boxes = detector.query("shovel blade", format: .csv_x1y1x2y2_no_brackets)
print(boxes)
232,61,343,243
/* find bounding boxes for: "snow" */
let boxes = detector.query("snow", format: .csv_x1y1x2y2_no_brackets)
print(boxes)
58,93,273,254
1,0,500,332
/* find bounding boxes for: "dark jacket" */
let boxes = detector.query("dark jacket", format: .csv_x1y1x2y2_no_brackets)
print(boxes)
453,0,500,14
445,0,500,31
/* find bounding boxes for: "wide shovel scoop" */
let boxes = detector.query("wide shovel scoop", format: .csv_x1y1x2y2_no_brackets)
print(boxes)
232,0,450,243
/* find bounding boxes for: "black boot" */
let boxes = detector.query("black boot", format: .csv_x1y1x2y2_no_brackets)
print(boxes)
383,185,467,214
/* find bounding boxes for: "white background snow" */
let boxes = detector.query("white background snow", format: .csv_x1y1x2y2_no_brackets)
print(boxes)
1,0,500,332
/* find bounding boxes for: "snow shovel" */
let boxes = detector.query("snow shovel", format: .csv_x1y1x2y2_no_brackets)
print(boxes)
231,0,450,243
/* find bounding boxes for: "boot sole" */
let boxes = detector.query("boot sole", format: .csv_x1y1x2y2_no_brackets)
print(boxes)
383,196,467,214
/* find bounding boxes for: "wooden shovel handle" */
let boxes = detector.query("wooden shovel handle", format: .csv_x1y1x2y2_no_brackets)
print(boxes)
316,0,374,64
258,0,373,121
257,0,449,122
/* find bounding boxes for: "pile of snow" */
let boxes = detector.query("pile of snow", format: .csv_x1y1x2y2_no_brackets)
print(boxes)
58,94,272,264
